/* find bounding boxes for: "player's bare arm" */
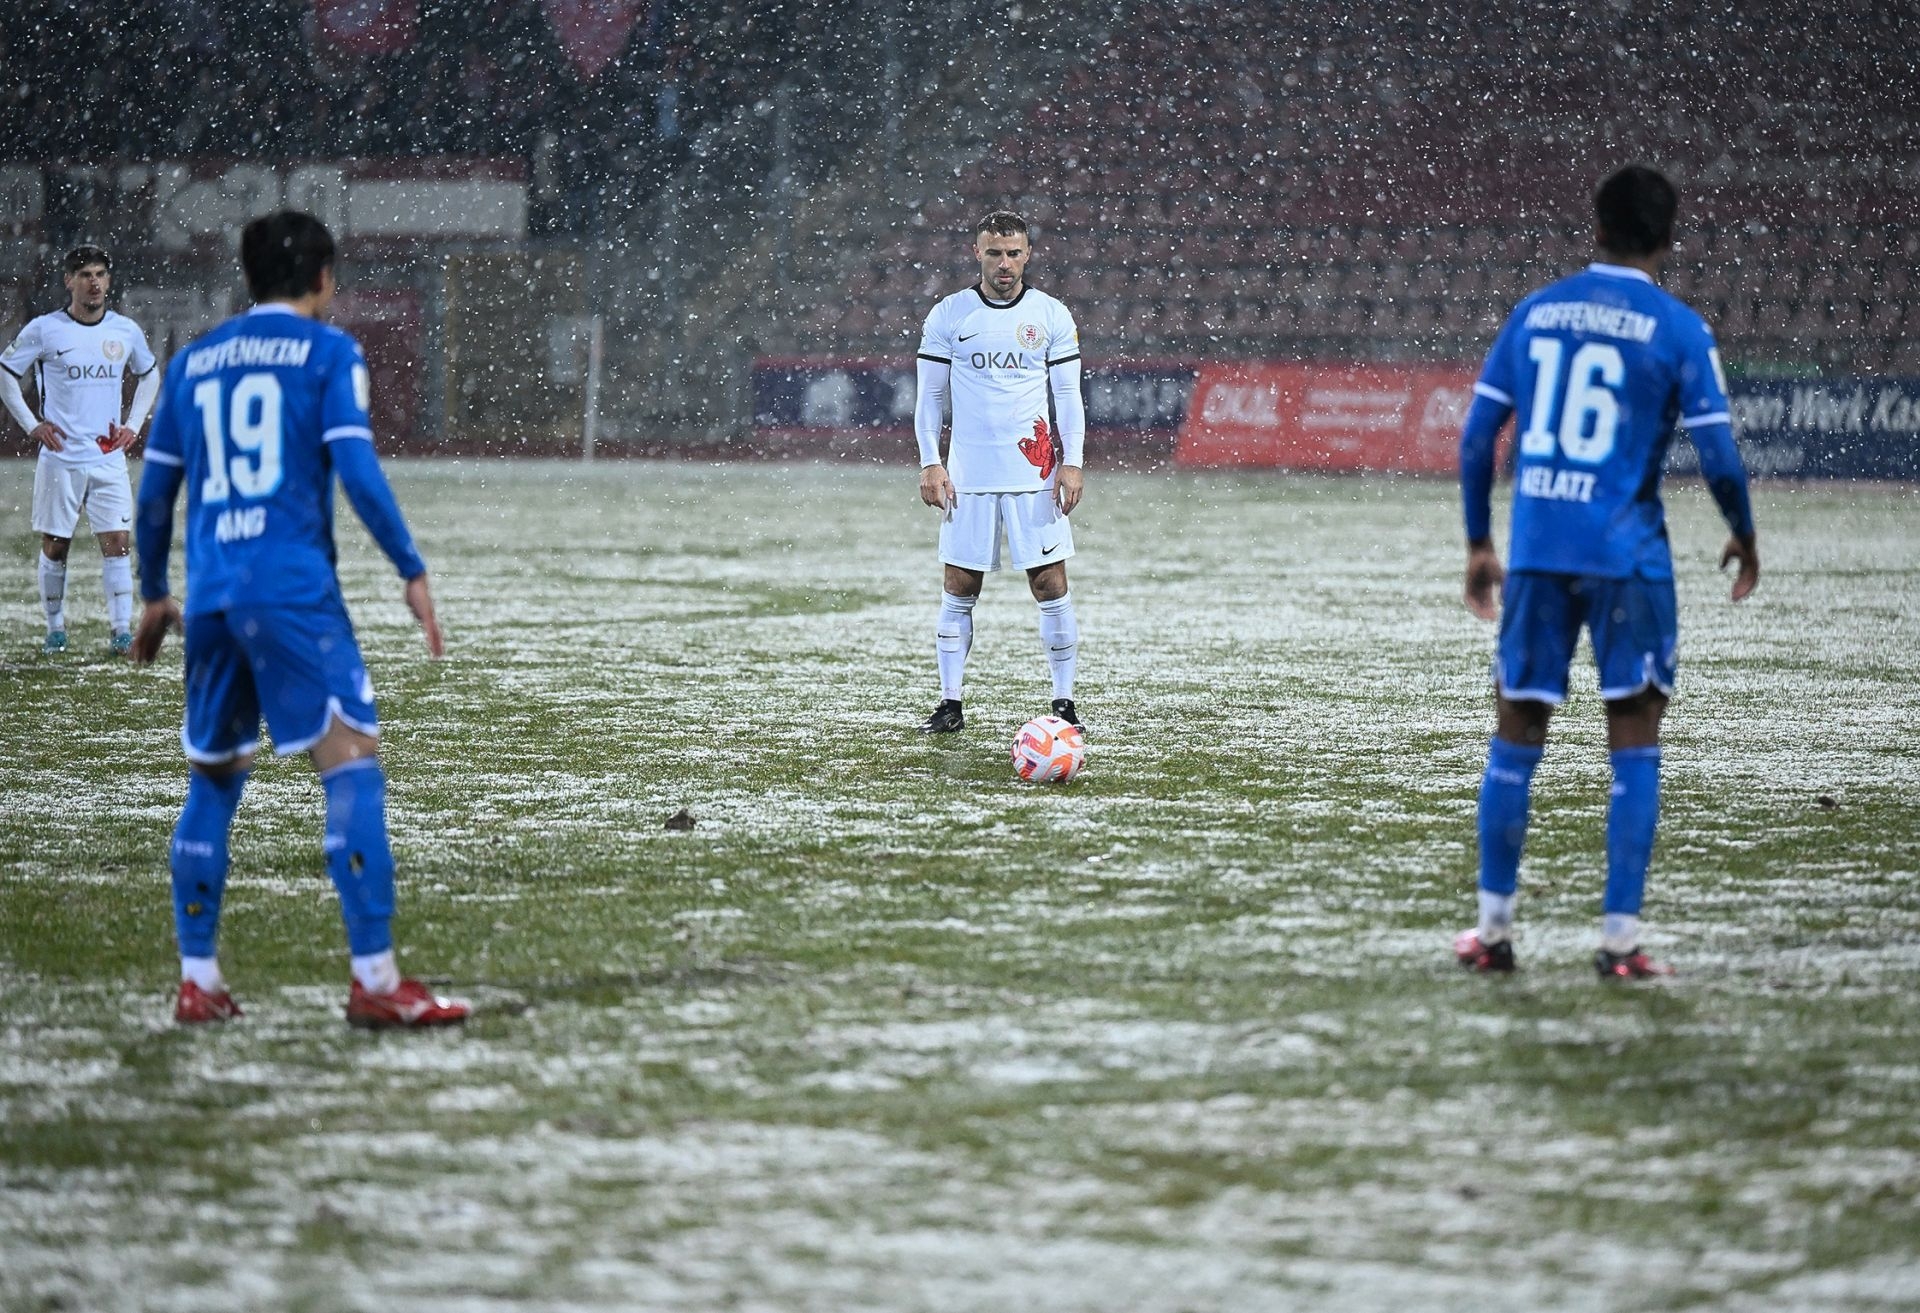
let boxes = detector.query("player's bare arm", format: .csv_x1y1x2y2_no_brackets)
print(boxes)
1055,465,1084,515
1464,537,1503,620
918,462,955,512
405,573,446,658
129,595,182,664
1721,533,1760,601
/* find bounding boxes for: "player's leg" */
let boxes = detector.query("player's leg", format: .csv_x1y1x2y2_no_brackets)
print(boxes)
1591,574,1679,979
244,601,466,1026
1459,571,1576,971
31,459,82,651
90,464,136,652
172,610,260,1023
925,493,992,733
1007,489,1079,725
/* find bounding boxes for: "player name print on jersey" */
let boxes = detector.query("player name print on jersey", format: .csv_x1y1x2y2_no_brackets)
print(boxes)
1519,465,1597,503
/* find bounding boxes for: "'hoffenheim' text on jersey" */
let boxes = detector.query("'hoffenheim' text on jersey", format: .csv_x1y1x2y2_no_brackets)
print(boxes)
145,306,381,614
1475,264,1732,579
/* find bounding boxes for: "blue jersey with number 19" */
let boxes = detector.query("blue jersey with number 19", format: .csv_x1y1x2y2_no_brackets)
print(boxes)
141,304,421,616
1466,262,1750,580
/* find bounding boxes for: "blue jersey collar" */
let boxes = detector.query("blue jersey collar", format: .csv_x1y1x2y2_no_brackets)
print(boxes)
1587,261,1656,283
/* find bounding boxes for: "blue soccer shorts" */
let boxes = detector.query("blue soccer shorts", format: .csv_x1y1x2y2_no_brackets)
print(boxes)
181,601,379,764
1495,570,1678,705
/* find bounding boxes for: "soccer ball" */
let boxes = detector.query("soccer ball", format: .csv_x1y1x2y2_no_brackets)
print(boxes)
1011,715,1086,783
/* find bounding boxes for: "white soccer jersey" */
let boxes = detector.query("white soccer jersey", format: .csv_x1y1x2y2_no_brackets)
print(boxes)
916,285,1082,492
1,310,156,468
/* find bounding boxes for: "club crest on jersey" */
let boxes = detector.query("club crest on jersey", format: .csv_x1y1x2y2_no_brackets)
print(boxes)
1017,323,1043,349
102,339,125,362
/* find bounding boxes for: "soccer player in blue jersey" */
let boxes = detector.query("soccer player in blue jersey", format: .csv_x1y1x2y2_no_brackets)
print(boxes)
1453,165,1760,980
131,210,469,1028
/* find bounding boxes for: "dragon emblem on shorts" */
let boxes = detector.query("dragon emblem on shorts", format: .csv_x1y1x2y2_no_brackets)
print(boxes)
1018,417,1057,480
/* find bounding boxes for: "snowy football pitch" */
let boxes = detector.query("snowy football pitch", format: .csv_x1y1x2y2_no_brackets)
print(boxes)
3,459,1917,1312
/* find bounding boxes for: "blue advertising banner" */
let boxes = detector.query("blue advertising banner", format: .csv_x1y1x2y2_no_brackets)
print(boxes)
1668,378,1920,480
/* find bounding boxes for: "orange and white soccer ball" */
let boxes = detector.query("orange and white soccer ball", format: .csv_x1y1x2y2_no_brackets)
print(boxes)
1012,715,1086,783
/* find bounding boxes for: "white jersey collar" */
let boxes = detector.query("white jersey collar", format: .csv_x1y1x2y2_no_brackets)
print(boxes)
972,284,1030,309
246,303,303,316
1587,261,1656,284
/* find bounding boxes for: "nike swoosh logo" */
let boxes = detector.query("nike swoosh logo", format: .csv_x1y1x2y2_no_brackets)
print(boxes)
53,349,71,358
957,332,979,341
1041,543,1062,556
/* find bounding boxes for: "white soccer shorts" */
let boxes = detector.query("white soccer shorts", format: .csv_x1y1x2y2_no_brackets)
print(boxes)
32,457,133,540
939,489,1075,573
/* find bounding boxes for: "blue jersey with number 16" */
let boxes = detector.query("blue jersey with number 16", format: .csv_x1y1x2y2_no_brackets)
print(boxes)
1471,263,1741,580
143,304,414,616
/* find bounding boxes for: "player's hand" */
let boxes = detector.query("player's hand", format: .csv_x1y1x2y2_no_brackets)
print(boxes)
1720,534,1760,602
129,597,182,665
405,573,445,658
1054,465,1084,515
1464,541,1504,621
102,423,139,453
30,421,65,453
919,464,956,518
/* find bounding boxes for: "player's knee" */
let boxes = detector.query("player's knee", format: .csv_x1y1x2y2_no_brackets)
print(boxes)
40,536,70,562
1605,690,1666,747
1495,698,1552,746
193,754,255,781
943,565,983,598
1026,564,1067,601
310,720,380,774
98,532,130,557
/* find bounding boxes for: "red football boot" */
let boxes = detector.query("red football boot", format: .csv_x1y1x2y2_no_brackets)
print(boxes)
1594,947,1674,980
346,978,471,1029
175,980,243,1024
1454,929,1517,973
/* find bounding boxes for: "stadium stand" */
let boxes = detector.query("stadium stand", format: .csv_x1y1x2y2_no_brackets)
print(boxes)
1,0,1913,442
880,0,1920,376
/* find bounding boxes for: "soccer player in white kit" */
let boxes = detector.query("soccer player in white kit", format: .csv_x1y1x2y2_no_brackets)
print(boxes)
0,244,160,654
914,211,1088,734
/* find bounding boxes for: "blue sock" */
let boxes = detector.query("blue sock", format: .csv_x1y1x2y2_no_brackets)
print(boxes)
171,770,249,958
321,759,396,957
1477,738,1544,898
1605,747,1661,917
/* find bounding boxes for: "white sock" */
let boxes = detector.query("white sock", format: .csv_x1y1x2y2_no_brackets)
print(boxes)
181,956,225,991
38,553,66,633
936,591,976,702
1036,591,1078,700
102,555,133,635
351,949,401,994
1478,890,1516,943
1600,914,1640,955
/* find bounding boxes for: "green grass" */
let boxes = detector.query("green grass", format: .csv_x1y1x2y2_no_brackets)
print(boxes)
2,459,1917,1311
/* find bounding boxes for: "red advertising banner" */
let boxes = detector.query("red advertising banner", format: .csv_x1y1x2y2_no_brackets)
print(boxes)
313,0,419,54
329,290,423,445
1175,363,1482,473
542,0,647,79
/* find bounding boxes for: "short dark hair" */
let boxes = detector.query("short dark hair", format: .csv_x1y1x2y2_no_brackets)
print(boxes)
64,243,111,274
1594,165,1677,257
975,210,1030,240
240,210,336,301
